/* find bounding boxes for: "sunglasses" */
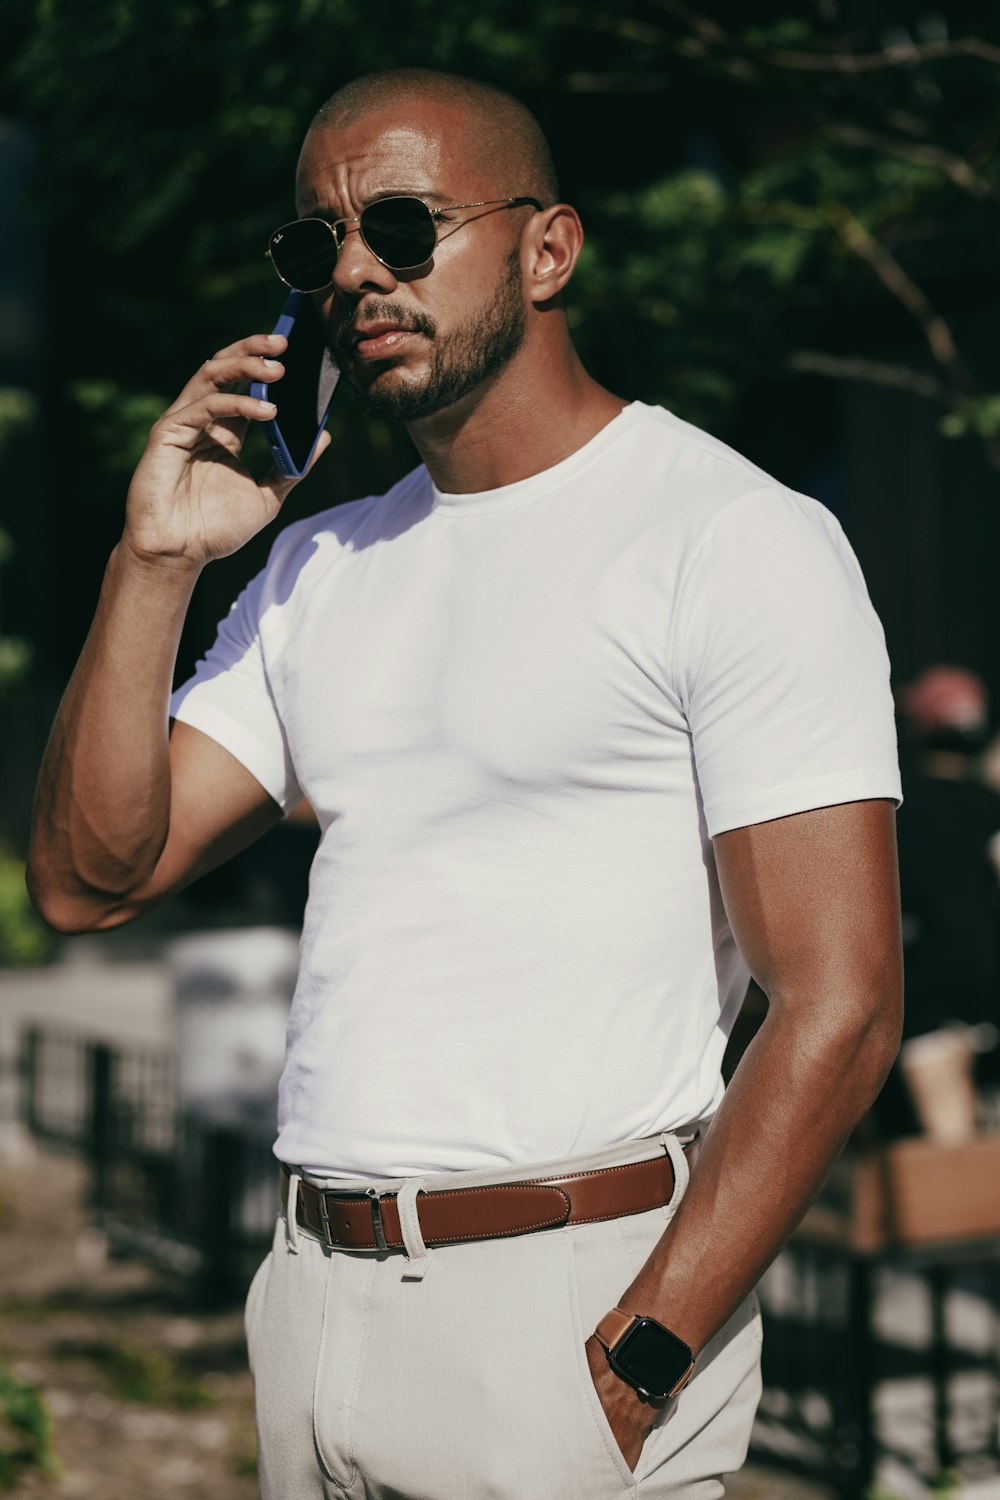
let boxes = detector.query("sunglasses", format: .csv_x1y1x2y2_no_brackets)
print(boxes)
267,194,543,292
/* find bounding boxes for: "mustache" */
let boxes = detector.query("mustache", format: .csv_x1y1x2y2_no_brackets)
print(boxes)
330,301,437,358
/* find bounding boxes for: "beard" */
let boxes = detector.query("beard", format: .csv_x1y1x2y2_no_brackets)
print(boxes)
332,249,526,422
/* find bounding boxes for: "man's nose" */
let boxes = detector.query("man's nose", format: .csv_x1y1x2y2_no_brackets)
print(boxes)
331,224,399,298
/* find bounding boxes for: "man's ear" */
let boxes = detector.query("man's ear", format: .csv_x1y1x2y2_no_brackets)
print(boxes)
523,204,584,304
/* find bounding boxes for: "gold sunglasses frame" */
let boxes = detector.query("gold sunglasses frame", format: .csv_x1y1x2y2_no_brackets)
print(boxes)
267,195,543,290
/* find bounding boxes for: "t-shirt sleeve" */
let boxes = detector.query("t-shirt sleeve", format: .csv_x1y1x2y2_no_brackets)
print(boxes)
673,485,901,838
169,566,302,814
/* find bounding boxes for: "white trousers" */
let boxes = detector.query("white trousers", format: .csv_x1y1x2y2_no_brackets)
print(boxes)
245,1133,763,1498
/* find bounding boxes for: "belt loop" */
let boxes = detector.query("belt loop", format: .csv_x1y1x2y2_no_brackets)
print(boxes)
285,1171,301,1253
396,1177,430,1281
660,1131,690,1210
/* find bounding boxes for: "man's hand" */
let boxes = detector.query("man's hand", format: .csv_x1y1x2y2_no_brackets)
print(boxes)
124,332,330,570
584,1334,658,1472
26,331,318,933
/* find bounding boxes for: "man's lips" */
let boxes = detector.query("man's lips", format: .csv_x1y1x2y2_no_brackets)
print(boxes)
351,323,420,361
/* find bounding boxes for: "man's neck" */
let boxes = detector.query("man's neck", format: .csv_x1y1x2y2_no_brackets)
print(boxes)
406,343,627,495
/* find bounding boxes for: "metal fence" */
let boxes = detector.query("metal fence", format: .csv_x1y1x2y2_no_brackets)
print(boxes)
20,1025,276,1302
756,1234,1000,1495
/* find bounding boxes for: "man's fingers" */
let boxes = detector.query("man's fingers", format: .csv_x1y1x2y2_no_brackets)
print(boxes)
203,420,247,457
155,391,277,450
201,351,286,391
163,335,288,417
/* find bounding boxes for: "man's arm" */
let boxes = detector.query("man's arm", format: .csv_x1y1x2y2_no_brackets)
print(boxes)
587,797,902,1467
27,331,325,933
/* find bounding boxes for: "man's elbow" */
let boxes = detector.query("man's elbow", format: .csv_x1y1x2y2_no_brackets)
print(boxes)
857,986,903,1090
768,957,903,1101
25,862,142,936
835,961,904,1099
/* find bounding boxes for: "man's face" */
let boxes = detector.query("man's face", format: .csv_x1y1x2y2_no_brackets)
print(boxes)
295,104,529,423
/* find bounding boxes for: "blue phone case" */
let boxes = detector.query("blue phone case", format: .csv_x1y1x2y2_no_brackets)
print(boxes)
250,290,339,478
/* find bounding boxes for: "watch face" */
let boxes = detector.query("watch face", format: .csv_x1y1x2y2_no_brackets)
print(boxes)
610,1318,693,1400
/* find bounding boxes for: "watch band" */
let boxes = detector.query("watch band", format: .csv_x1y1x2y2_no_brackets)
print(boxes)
594,1306,696,1400
594,1306,639,1352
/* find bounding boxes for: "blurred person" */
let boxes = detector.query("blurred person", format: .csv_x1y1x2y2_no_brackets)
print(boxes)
895,665,1000,1143
26,69,903,1498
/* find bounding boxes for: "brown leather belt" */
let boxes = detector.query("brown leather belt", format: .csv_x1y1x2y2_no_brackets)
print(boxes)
280,1148,687,1252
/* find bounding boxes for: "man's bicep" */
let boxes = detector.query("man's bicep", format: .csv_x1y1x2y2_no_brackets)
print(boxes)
136,721,282,905
713,799,902,1011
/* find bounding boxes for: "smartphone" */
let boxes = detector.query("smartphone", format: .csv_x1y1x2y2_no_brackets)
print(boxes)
250,290,340,477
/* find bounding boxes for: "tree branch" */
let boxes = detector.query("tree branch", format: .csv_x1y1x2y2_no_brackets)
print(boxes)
648,1,1000,72
790,348,1000,472
823,123,1000,202
826,203,979,398
565,71,675,92
787,350,949,402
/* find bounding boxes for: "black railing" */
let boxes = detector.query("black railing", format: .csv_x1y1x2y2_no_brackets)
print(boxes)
755,1233,1000,1496
20,1025,275,1303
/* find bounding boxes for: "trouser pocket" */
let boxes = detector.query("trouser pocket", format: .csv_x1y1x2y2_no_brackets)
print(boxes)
346,1226,638,1498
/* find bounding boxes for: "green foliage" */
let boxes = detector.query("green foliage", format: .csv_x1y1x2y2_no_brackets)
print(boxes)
2,0,1000,547
0,390,38,699
867,1473,959,1500
0,846,51,966
231,1432,259,1476
70,380,172,481
62,1339,214,1409
744,19,813,49
0,640,33,703
0,1358,60,1488
941,393,1000,439
0,390,37,453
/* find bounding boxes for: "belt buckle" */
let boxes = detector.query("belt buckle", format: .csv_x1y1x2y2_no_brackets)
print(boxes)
366,1187,389,1251
317,1186,389,1251
316,1190,335,1249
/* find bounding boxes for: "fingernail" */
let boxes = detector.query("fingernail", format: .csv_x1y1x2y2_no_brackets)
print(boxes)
257,400,277,414
262,358,282,369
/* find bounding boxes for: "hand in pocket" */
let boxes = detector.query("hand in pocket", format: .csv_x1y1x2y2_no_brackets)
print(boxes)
584,1334,658,1473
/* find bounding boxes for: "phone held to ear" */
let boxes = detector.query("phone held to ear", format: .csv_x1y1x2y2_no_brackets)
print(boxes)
250,290,340,478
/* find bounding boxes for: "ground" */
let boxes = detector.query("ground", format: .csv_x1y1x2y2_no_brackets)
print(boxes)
0,1147,833,1499
0,1149,257,1499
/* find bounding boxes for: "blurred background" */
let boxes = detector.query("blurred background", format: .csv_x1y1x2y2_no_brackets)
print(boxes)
1,2,1000,1497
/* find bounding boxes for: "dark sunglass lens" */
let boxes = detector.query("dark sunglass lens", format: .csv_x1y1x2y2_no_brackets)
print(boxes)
269,220,337,291
361,198,437,269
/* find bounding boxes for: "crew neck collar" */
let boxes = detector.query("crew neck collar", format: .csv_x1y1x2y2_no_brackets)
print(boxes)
428,402,641,514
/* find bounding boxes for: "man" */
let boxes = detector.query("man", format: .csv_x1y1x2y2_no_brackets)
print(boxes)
28,68,902,1499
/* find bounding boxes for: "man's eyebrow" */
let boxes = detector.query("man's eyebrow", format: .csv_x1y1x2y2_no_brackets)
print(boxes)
369,188,453,205
298,189,455,220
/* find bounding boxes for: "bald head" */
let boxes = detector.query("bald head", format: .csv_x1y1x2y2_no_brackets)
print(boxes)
309,68,560,206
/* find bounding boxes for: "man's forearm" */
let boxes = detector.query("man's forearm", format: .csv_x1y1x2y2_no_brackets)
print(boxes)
27,543,200,931
623,983,900,1353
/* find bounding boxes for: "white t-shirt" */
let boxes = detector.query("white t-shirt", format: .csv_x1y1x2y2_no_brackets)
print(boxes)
171,402,901,1178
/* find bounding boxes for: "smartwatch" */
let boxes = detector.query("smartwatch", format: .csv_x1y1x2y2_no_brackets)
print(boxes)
593,1307,695,1403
